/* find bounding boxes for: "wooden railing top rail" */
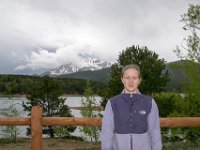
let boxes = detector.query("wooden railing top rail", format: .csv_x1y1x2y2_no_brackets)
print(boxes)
1,116,200,127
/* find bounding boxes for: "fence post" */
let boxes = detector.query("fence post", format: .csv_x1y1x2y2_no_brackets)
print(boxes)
31,106,43,150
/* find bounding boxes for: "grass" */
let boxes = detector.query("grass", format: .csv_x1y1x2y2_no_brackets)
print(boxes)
163,141,200,150
0,138,27,144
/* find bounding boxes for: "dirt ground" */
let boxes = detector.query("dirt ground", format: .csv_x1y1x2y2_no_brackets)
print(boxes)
0,138,200,150
0,138,101,150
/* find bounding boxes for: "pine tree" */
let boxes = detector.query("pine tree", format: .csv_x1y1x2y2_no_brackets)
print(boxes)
23,76,76,137
80,80,101,143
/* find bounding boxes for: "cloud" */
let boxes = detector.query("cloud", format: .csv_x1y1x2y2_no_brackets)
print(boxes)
0,0,200,74
14,45,94,71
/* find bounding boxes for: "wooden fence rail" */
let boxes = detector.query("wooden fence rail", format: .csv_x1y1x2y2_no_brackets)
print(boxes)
0,106,200,150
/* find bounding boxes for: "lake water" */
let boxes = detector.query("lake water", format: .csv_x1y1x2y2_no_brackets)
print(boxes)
0,96,102,138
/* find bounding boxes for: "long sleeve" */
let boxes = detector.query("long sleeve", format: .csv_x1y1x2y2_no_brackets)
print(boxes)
148,99,162,150
101,100,114,150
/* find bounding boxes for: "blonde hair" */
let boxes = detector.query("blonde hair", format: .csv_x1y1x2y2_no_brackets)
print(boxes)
121,64,141,78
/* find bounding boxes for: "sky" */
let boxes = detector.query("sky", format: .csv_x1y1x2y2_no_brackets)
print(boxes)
0,0,199,75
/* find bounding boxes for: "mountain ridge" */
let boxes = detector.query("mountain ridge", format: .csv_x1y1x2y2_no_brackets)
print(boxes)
40,55,112,77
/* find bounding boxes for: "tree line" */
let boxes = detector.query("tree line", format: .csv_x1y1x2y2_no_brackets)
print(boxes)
0,74,104,95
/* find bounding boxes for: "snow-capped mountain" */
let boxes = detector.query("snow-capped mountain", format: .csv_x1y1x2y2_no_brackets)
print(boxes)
50,63,79,75
78,54,111,71
41,54,112,76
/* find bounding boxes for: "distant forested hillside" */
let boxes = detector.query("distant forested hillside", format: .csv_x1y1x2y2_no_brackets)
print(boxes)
164,61,188,91
58,67,111,83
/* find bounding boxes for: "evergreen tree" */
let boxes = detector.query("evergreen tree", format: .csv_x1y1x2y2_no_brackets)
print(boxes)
23,76,76,137
100,45,169,108
80,80,101,143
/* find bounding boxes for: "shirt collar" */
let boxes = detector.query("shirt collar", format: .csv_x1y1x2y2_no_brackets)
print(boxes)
121,89,140,94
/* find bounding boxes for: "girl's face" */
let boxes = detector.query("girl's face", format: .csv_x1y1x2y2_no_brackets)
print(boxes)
121,68,141,93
